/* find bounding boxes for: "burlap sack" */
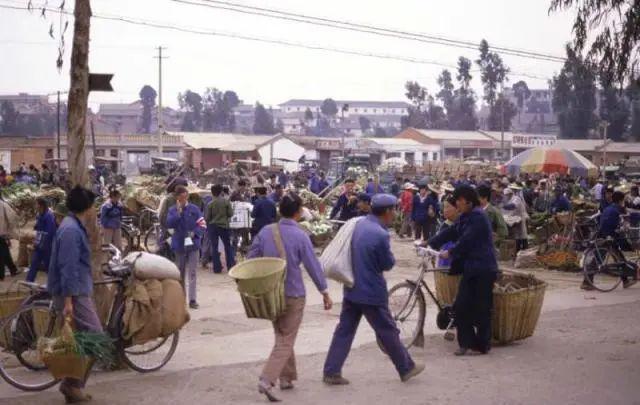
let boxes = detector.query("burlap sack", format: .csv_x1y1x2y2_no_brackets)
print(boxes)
160,279,190,337
123,279,164,346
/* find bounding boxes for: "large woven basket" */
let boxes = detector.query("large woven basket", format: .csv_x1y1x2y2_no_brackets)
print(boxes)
433,272,461,306
42,352,94,380
229,258,286,321
492,273,547,344
0,289,28,349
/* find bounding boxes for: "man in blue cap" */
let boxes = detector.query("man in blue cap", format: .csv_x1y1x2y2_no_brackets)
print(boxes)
323,193,424,385
356,192,372,216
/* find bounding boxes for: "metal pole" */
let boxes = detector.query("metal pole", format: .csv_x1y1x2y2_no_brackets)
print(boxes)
500,87,505,161
90,119,97,166
602,122,609,177
157,46,165,155
56,91,61,159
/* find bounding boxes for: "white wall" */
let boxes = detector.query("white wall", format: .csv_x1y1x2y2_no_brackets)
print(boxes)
258,137,305,172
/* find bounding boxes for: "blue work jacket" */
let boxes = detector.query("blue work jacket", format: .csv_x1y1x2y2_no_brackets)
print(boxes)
550,195,571,214
344,215,395,306
251,197,277,233
412,194,439,222
100,201,124,230
34,209,57,253
429,208,498,277
598,204,623,238
166,203,205,253
47,215,92,297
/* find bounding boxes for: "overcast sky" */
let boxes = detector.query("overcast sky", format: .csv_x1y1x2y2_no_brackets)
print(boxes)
0,0,576,110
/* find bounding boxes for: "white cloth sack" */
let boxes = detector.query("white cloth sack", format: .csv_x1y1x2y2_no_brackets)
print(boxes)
319,217,363,288
125,252,181,281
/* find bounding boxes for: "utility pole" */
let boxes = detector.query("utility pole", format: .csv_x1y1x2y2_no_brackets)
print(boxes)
56,91,61,159
500,84,505,161
154,46,168,155
341,103,349,160
601,121,609,178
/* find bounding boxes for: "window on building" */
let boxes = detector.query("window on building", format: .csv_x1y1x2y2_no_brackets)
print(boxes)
364,109,368,113
373,108,377,113
45,149,53,159
433,152,439,161
387,152,401,158
383,109,386,113
95,149,105,157
110,149,118,158
297,107,300,111
354,108,358,113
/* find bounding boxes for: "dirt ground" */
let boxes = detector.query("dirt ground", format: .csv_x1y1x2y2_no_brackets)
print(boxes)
0,236,639,404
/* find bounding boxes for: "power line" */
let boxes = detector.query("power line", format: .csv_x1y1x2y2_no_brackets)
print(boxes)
0,3,553,81
172,0,566,63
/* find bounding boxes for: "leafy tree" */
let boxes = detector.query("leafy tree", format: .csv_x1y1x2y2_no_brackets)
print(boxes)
405,81,428,109
599,80,629,141
448,57,478,130
373,127,388,137
22,115,45,137
552,46,598,139
436,69,455,116
358,116,371,133
320,98,338,118
488,95,518,131
0,101,18,134
139,85,157,134
202,88,239,132
628,82,640,141
403,81,430,129
512,80,531,124
304,107,314,123
476,39,510,107
426,97,448,130
253,102,276,134
275,118,285,134
178,90,203,131
550,0,640,85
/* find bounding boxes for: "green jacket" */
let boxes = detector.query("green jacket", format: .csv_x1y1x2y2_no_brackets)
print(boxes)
484,203,508,245
205,197,234,228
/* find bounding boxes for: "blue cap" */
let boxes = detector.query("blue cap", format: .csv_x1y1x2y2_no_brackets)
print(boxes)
357,193,372,203
371,193,398,209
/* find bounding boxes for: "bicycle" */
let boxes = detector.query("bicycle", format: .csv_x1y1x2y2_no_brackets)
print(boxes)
581,233,639,292
379,245,456,352
0,245,179,392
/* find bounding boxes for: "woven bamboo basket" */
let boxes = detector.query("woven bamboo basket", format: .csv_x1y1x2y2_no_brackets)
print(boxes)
498,240,517,262
311,232,332,248
433,272,461,306
229,258,286,321
492,273,547,344
42,352,94,380
0,289,28,349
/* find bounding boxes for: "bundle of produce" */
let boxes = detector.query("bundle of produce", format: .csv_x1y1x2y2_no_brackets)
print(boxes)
133,188,161,210
299,220,333,247
514,247,541,269
1,183,38,222
537,249,579,271
298,189,322,210
134,176,167,195
529,212,551,229
38,186,66,205
492,272,546,344
38,318,115,379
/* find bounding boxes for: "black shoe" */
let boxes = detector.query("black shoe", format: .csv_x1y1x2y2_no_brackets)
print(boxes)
189,301,199,309
323,375,350,385
623,279,637,289
454,348,469,356
580,282,595,291
9,269,18,277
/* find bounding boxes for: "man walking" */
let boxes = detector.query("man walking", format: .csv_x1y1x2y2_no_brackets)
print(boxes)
167,186,206,309
205,184,236,274
26,197,57,282
323,194,424,384
100,189,124,250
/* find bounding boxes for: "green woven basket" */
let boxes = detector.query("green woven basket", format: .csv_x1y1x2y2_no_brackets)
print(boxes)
229,258,287,321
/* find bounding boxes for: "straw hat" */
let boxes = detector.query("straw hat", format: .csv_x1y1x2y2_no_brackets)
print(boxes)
428,183,442,194
442,183,455,192
508,183,523,191
404,182,417,190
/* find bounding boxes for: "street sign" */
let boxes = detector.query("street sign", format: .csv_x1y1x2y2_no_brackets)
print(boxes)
89,73,114,92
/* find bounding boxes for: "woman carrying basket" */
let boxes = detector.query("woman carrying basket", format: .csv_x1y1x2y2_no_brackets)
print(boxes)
247,193,333,402
48,186,102,403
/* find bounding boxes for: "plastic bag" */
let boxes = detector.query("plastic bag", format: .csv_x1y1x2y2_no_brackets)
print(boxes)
319,217,363,288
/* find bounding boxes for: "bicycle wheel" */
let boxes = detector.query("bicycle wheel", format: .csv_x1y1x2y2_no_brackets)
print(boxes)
583,246,623,292
121,332,179,373
379,281,426,351
144,226,162,254
0,303,60,392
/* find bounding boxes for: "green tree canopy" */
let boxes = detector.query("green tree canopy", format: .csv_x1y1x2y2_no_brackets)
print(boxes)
253,102,277,135
139,85,157,134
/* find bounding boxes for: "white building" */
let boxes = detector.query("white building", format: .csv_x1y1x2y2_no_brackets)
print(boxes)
344,137,440,167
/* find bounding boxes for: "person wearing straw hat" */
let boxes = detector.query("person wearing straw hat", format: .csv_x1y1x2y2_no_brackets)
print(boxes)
249,193,333,402
323,194,424,384
428,185,498,356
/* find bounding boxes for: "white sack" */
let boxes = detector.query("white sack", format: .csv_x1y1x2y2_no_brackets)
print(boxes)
125,251,181,281
319,217,363,288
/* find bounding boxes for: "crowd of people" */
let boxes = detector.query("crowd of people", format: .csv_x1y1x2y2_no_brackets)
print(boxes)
2,159,640,403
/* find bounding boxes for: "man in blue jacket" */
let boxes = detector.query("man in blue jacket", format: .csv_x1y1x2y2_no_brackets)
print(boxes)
330,179,358,221
429,185,498,356
251,186,277,237
323,194,424,385
549,186,572,214
167,185,206,309
26,197,57,282
412,185,439,241
100,189,124,250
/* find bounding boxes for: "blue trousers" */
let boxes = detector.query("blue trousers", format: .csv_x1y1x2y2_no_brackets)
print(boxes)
26,249,50,282
208,225,235,273
323,299,415,377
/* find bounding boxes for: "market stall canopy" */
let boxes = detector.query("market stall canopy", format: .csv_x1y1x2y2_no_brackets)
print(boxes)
502,147,598,178
380,157,407,169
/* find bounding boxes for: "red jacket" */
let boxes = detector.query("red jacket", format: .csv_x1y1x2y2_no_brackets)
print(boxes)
400,190,413,214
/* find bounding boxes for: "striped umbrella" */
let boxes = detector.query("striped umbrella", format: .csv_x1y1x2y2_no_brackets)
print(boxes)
503,147,598,178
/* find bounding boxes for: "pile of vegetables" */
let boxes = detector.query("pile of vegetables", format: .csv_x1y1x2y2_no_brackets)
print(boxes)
298,189,323,210
299,220,332,236
2,183,39,224
38,320,116,368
